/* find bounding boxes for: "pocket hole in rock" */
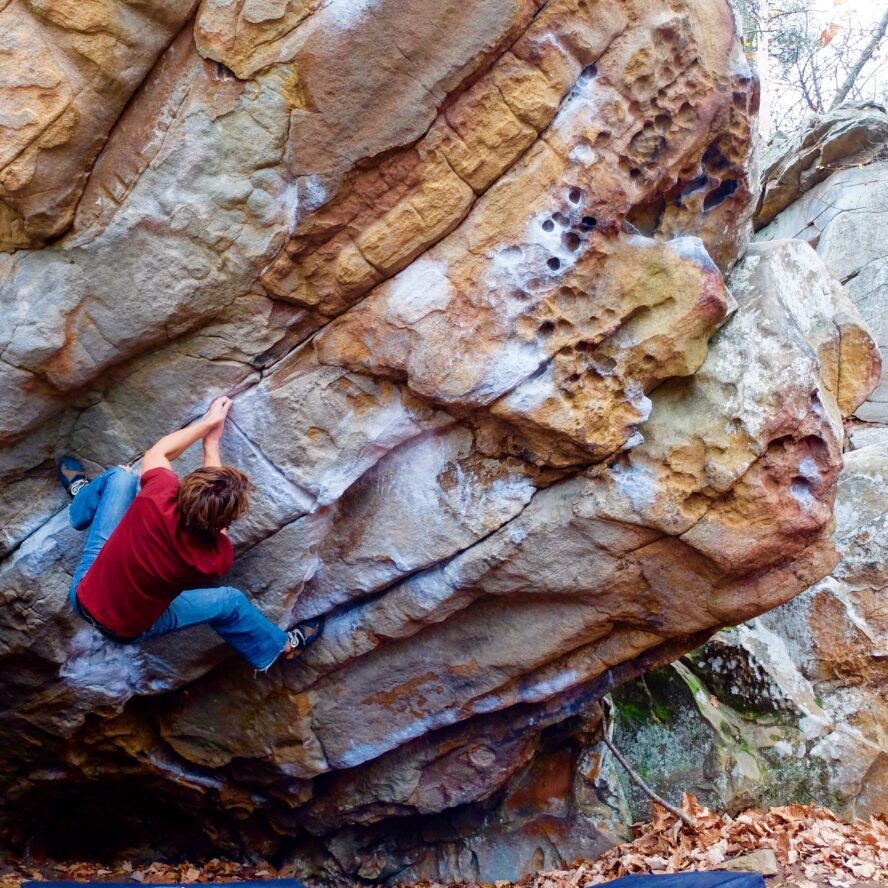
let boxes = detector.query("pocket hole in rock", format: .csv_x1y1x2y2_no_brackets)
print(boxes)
562,232,581,252
703,178,738,211
215,62,237,80
680,175,709,197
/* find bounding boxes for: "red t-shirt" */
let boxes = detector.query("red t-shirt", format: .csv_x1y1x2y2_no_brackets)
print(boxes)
77,467,234,638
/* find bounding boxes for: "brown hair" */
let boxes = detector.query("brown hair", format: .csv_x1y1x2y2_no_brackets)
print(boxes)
178,466,252,537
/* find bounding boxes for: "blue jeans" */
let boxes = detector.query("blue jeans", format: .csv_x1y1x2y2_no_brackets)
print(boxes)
68,466,288,670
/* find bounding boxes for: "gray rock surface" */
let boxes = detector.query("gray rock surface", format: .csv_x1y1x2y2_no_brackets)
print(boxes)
756,102,888,229
757,105,888,425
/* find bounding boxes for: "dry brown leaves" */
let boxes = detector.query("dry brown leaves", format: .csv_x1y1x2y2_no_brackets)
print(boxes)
0,858,283,888
4,798,888,888
525,794,888,888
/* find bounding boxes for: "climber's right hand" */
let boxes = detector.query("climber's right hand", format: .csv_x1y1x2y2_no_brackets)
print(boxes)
143,396,234,474
204,396,232,429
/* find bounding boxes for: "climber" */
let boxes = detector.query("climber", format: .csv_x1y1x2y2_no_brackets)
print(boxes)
57,396,323,671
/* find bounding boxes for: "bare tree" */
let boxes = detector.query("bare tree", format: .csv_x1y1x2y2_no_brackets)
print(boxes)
733,0,888,134
831,5,888,108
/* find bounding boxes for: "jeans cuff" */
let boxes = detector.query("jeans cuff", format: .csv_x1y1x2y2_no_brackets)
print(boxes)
255,640,289,673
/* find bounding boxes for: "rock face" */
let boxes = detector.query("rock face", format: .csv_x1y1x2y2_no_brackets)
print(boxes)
0,2,880,882
0,0,199,250
755,102,888,230
606,439,888,823
757,103,888,426
605,105,888,829
761,442,888,817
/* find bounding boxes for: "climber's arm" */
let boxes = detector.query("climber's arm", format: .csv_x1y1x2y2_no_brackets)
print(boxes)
142,397,232,474
202,421,224,470
202,414,229,535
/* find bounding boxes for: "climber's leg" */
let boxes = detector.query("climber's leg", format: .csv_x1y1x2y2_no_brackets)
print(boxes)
67,466,139,609
139,586,290,670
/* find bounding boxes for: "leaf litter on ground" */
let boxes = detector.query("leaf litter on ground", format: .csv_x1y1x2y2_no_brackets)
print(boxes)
2,795,887,888
516,794,888,888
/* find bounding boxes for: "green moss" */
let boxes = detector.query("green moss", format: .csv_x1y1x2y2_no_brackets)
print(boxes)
680,670,703,696
650,698,671,723
756,747,840,809
734,707,789,725
611,667,686,727
613,700,652,725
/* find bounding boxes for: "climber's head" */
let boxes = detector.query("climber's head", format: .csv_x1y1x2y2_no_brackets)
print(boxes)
178,466,252,536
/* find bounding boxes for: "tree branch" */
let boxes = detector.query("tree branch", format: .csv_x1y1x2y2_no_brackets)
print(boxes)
830,6,888,109
808,51,824,112
599,706,698,829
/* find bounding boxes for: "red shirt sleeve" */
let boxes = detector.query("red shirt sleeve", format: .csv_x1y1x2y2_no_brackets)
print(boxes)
140,466,179,494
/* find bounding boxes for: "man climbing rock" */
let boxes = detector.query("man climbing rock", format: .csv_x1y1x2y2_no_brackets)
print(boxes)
58,396,322,670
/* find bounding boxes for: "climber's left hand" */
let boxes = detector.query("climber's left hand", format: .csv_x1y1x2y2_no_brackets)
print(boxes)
204,396,232,429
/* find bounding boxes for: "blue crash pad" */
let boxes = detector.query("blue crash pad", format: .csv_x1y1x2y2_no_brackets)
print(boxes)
608,874,765,888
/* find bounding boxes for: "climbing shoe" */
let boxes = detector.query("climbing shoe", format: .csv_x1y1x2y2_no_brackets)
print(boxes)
285,615,325,659
58,455,88,497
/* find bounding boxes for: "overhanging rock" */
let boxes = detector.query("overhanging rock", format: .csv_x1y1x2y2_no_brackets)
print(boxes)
0,0,880,880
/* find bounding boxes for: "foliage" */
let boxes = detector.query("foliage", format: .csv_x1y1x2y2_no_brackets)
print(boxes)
732,0,888,133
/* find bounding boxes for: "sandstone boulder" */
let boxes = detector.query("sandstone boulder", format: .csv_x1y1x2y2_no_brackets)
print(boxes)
756,102,888,230
607,439,888,823
585,106,888,840
756,106,888,425
752,441,888,817
0,0,198,250
0,0,879,880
